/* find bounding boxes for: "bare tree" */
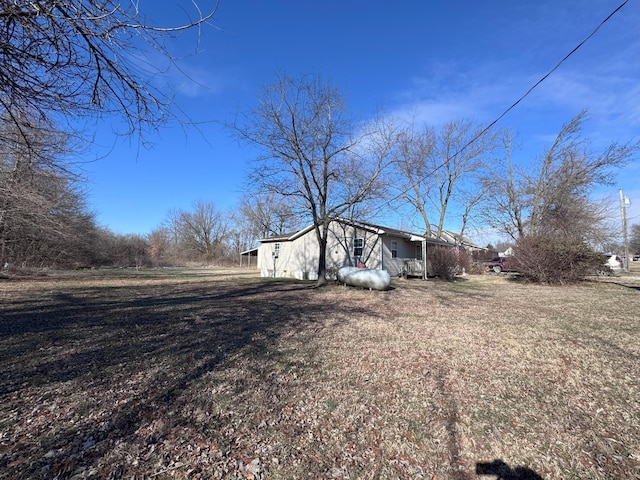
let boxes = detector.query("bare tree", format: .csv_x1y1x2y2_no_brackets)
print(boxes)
110,233,150,269
0,111,99,268
237,193,302,241
0,1,219,145
630,223,640,255
233,74,395,286
482,112,637,242
393,119,496,239
228,193,303,266
168,200,230,263
148,227,176,266
480,129,529,239
1,1,219,268
479,113,638,284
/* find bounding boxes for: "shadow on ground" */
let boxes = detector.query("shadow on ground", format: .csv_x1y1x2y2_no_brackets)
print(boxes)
0,277,372,478
476,459,544,479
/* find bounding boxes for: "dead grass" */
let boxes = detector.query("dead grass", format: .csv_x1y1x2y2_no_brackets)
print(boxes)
0,269,638,479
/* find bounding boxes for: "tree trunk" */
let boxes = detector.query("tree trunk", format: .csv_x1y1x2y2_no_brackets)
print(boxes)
315,227,329,287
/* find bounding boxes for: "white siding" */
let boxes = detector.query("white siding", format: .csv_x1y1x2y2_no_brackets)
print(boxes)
258,233,319,280
258,221,427,280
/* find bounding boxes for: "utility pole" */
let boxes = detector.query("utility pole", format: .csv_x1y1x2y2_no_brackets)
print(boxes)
619,189,630,272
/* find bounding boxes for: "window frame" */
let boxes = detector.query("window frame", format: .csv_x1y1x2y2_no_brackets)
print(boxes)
391,240,398,259
353,237,364,257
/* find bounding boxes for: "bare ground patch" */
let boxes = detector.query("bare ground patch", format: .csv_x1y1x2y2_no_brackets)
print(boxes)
0,269,638,479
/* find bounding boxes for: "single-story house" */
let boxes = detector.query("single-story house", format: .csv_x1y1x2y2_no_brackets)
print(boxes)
258,218,462,281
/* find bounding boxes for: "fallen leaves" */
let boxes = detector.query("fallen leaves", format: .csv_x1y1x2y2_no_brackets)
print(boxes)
0,270,639,479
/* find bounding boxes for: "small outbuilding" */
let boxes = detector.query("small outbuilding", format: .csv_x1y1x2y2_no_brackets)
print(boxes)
239,247,259,267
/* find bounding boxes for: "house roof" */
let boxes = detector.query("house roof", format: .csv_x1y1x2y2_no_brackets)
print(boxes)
437,229,487,250
260,218,451,246
258,219,489,254
260,224,317,243
327,219,467,247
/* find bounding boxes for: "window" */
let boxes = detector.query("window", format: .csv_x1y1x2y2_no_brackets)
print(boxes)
274,242,280,258
415,244,423,260
391,241,398,259
353,238,364,257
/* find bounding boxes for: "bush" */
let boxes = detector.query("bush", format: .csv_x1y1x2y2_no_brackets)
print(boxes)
428,246,471,281
512,236,603,284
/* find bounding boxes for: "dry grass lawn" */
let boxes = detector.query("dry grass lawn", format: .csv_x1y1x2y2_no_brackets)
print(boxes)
0,268,638,479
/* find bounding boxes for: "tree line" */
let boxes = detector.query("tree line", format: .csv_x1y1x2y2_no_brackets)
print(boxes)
0,155,302,270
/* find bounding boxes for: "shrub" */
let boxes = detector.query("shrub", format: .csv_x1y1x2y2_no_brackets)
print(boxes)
512,236,603,284
428,246,471,281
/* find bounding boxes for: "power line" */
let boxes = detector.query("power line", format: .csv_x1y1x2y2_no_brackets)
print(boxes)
378,0,630,221
458,0,629,156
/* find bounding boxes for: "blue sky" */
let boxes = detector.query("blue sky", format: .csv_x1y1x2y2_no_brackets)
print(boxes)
83,0,640,243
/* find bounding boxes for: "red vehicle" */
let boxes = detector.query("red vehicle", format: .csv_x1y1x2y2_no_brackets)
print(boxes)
485,256,516,273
